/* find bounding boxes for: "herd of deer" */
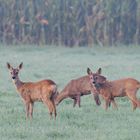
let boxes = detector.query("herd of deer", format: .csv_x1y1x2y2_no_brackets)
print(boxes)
7,62,140,120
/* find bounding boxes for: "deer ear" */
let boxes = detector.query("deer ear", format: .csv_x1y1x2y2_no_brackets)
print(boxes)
7,62,11,69
97,68,102,74
87,67,93,75
19,62,23,69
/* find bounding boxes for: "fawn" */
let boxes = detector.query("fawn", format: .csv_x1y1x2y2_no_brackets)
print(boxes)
55,68,101,107
88,68,140,110
7,62,58,119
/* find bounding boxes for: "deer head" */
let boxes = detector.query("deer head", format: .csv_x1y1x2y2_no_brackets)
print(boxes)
87,67,106,88
87,67,102,84
7,62,23,80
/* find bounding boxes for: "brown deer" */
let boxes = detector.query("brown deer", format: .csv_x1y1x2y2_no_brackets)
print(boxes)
55,68,101,107
7,62,58,119
88,68,140,110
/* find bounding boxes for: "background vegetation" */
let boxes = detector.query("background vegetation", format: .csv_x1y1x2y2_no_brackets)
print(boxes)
0,45,140,140
0,0,140,47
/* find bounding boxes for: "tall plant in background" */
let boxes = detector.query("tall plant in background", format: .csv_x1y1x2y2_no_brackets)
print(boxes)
0,0,139,46
121,0,137,45
105,0,121,46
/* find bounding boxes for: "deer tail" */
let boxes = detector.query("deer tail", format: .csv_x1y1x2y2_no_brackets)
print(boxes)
137,82,140,89
53,90,59,100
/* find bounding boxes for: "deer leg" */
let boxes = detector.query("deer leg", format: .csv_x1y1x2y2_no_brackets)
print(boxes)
50,91,57,119
108,101,111,107
91,88,101,106
127,90,140,109
111,99,118,110
105,99,110,110
42,98,54,119
29,102,34,119
129,97,139,110
77,95,81,107
49,100,56,119
25,102,30,119
131,100,137,111
127,94,139,110
52,99,57,119
93,93,101,106
73,98,77,107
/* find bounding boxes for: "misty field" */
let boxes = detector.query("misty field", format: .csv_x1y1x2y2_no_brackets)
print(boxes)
0,45,140,140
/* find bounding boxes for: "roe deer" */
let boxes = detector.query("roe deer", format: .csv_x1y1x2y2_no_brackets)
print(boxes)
55,68,101,107
7,62,58,119
89,68,140,110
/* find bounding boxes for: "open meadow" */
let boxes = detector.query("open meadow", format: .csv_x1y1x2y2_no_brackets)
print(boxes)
0,45,140,140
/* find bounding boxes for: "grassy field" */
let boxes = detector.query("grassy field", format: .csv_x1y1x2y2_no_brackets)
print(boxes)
0,45,140,140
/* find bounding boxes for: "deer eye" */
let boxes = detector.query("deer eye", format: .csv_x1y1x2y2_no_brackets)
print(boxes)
15,72,18,74
94,76,98,80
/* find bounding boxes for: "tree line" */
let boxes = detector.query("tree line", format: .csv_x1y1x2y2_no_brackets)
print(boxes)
0,0,140,47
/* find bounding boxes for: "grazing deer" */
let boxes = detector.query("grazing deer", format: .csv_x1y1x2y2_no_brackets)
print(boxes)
55,68,101,107
7,62,58,119
88,68,140,110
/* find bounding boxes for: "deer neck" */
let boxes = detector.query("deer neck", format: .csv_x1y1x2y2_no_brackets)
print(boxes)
13,76,24,91
55,90,68,105
95,81,112,92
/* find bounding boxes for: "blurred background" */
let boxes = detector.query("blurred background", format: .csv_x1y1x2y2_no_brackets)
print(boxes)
0,0,139,47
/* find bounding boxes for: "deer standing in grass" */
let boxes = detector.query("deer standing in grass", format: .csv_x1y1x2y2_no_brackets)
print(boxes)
7,62,57,119
89,68,140,110
55,68,101,107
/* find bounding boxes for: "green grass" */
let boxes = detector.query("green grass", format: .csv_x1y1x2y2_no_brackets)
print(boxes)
0,45,140,140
